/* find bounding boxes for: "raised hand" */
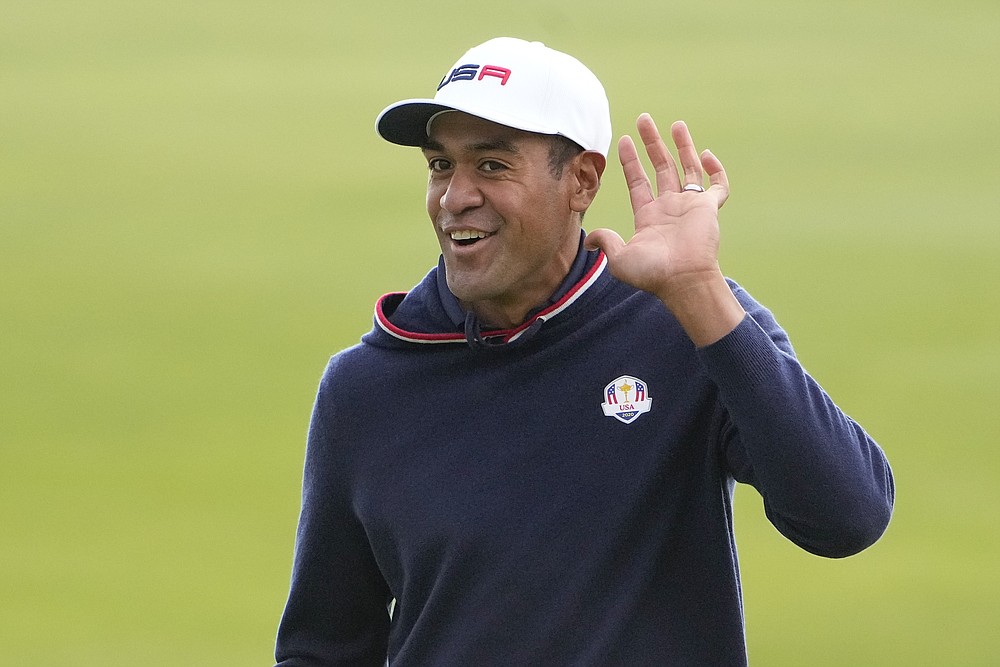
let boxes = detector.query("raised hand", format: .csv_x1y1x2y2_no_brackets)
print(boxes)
585,114,745,346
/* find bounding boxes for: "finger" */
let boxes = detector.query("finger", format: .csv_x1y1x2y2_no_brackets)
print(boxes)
701,149,730,208
670,120,704,189
617,134,654,213
636,113,681,194
584,227,627,259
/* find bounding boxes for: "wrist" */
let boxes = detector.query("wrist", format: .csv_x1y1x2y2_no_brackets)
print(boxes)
656,271,746,347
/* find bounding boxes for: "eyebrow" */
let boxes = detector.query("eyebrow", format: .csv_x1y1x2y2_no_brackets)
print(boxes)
422,137,522,156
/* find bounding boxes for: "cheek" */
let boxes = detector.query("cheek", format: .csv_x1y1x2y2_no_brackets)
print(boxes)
426,184,441,215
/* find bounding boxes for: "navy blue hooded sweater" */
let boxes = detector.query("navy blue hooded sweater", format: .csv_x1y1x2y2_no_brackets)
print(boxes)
275,246,894,666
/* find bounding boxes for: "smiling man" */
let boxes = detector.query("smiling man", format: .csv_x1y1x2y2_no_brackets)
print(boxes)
274,38,894,666
422,112,603,330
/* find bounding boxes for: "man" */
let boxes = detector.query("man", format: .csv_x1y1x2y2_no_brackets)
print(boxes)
275,37,894,666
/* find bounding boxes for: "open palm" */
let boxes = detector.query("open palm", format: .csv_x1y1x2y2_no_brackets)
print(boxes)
586,114,730,303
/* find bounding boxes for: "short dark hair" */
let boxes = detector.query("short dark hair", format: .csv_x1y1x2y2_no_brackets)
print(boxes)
547,135,584,179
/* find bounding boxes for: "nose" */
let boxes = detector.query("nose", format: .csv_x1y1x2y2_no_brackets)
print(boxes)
439,166,484,215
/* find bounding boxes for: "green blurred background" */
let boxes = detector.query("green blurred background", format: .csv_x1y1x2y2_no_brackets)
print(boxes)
3,1,998,664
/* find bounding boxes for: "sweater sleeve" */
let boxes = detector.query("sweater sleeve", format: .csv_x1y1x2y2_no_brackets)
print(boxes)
698,286,894,558
274,359,391,666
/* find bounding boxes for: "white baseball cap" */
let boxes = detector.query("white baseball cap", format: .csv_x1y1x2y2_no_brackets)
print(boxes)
375,37,612,156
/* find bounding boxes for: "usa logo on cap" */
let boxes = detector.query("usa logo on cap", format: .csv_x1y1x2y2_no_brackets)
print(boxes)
437,63,512,90
601,375,652,424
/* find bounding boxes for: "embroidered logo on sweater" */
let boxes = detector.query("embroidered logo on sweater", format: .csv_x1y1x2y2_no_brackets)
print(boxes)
601,376,652,424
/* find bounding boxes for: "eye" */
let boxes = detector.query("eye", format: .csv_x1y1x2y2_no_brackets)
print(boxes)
479,160,507,173
427,157,451,173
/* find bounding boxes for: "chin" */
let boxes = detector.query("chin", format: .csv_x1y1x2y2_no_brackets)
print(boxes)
447,281,484,304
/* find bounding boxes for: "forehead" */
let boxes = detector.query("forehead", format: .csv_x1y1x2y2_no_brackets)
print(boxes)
423,111,548,156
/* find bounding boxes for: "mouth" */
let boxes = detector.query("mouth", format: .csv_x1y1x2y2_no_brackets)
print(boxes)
449,229,494,247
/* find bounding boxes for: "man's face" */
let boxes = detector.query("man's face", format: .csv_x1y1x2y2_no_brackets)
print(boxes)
422,112,582,329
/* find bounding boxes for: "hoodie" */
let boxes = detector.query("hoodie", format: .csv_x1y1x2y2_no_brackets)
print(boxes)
275,244,894,666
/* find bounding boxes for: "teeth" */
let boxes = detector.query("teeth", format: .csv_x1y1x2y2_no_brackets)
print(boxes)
450,230,490,241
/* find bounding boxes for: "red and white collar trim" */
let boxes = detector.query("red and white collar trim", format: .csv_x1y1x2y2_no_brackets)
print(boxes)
375,252,608,345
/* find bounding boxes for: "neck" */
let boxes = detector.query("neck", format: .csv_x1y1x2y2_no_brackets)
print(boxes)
463,231,585,330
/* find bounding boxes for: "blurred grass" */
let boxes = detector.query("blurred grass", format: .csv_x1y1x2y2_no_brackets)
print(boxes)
2,0,998,664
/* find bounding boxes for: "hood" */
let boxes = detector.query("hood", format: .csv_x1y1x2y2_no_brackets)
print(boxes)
363,249,609,351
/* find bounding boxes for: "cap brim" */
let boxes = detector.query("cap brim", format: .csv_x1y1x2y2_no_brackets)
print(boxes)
376,97,583,150
376,99,454,147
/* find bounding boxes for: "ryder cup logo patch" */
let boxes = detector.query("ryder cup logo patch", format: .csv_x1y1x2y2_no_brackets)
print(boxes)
601,376,652,424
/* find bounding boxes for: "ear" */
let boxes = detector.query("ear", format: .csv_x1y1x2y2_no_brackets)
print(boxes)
569,151,606,213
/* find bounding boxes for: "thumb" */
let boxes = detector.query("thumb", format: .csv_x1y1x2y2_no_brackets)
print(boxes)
584,228,626,260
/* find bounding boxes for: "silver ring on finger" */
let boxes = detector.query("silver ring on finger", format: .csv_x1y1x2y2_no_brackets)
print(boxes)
683,183,705,193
